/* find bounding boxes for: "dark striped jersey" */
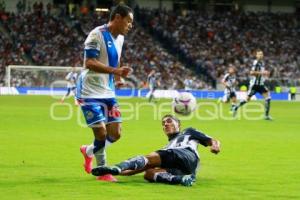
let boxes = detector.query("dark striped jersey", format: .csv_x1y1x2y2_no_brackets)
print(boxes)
147,74,158,88
250,60,266,86
162,128,212,158
222,73,236,91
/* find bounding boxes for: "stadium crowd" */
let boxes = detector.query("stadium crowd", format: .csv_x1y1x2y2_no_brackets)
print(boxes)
0,6,84,87
0,2,299,89
1,6,209,89
0,32,29,86
3,11,84,67
140,9,300,87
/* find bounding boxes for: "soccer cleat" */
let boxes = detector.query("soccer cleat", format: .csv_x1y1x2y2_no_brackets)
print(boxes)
181,175,195,187
264,115,273,121
80,145,93,174
92,166,121,176
96,174,118,182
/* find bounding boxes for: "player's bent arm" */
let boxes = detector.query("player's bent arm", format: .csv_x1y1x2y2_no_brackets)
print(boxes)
250,70,270,76
86,58,132,78
250,70,261,76
186,128,221,154
187,128,214,146
221,80,230,89
250,70,269,76
85,58,116,74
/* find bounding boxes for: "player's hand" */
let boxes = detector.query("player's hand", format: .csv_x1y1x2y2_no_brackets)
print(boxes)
115,78,126,88
113,66,133,78
210,139,221,154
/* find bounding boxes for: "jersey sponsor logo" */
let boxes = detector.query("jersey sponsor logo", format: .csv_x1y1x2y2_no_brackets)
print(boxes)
85,111,94,120
107,41,112,48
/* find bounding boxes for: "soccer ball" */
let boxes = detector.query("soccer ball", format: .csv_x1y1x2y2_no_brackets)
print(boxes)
172,92,197,115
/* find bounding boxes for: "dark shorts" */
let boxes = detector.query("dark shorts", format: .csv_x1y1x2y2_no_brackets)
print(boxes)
228,91,237,98
156,148,199,175
248,85,269,97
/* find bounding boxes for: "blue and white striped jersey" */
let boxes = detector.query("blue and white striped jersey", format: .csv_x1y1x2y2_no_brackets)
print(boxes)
76,24,124,99
65,71,78,88
162,128,212,158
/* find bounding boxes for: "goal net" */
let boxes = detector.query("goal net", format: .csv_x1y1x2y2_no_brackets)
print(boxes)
5,65,82,95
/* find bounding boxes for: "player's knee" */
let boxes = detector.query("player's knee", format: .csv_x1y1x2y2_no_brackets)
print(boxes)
111,127,122,141
106,123,122,142
108,133,121,142
144,169,155,182
92,125,107,141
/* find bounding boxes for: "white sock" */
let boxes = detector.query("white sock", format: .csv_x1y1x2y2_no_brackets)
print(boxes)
95,148,106,166
105,139,112,148
86,138,112,158
85,144,94,157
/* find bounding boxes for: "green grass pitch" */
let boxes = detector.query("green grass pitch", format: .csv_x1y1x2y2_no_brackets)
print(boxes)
0,96,299,200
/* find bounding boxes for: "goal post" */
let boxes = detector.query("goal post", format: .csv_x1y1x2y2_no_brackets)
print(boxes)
6,65,82,87
5,65,83,95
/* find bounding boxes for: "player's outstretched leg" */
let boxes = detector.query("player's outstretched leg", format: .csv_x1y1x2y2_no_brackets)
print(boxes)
232,100,247,117
61,88,71,103
230,103,236,112
144,169,195,187
92,155,148,176
92,166,121,176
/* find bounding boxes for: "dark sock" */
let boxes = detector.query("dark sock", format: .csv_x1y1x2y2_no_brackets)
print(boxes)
116,156,148,171
265,98,271,116
149,94,153,102
154,172,183,185
237,100,247,109
92,139,106,154
231,104,236,111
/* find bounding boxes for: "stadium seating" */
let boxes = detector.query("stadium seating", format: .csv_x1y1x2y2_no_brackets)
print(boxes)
0,31,28,86
139,9,300,88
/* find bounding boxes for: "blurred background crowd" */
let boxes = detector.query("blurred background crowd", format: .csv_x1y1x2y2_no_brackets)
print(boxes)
0,0,299,90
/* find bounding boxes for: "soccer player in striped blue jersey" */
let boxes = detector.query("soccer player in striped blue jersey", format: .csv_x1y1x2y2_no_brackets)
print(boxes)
60,67,78,104
233,49,272,120
76,4,134,182
91,115,221,186
147,69,160,102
